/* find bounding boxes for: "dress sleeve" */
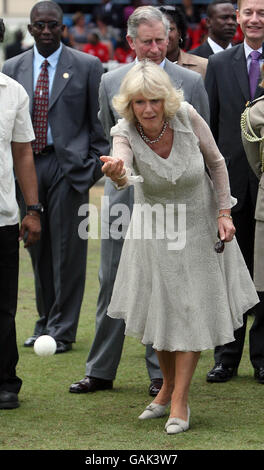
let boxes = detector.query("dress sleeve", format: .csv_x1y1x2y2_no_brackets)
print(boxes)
112,135,134,171
111,134,144,190
188,104,233,209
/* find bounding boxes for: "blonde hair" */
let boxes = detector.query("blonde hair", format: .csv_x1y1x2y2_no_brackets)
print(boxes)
112,60,183,123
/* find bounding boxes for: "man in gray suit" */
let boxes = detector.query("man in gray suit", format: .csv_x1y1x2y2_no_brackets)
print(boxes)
2,1,109,353
70,6,209,395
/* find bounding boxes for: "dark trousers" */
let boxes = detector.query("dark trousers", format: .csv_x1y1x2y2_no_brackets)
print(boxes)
214,189,264,369
17,152,88,343
0,224,22,393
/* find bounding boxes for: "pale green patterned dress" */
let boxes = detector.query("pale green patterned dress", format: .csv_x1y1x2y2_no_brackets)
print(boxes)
107,102,259,352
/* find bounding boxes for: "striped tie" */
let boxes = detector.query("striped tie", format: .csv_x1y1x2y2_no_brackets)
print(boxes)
32,59,49,154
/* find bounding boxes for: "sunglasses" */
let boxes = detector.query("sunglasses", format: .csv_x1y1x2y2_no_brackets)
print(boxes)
159,6,176,12
31,21,61,31
214,231,225,254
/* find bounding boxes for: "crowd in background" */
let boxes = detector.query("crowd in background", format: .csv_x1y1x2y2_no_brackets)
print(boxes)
3,0,244,64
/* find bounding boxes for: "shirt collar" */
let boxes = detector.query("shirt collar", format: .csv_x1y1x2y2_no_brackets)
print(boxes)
208,37,232,54
33,42,62,69
244,40,262,60
135,57,166,68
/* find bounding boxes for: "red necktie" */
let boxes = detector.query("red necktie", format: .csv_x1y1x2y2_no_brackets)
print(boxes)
32,59,49,154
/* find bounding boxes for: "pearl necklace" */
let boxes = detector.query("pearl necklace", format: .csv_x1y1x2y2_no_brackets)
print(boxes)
137,120,168,144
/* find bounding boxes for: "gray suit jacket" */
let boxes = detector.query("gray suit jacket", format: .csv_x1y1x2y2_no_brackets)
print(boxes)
98,58,210,222
2,44,109,194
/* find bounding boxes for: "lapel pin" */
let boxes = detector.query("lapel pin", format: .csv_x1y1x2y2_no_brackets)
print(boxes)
63,72,69,79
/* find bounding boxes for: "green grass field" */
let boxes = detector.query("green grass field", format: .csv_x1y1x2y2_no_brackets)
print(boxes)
0,184,263,451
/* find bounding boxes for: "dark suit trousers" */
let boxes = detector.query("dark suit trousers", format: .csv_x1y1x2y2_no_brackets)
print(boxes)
0,224,22,393
214,188,264,368
18,152,88,343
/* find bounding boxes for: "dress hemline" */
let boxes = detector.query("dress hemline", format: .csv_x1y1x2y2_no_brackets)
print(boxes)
107,298,257,352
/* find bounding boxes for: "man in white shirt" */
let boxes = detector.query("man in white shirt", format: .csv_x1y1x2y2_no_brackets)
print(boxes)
0,19,41,409
190,0,237,58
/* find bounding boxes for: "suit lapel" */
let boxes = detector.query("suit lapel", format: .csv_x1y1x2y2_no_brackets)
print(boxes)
204,41,214,57
49,45,72,110
230,44,264,101
178,50,192,66
18,49,34,114
231,44,250,102
164,58,182,88
20,46,73,113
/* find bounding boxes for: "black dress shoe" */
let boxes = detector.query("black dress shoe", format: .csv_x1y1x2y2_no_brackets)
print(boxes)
55,341,72,354
206,363,238,383
149,378,163,396
24,335,39,347
0,391,19,409
69,376,113,393
254,367,264,384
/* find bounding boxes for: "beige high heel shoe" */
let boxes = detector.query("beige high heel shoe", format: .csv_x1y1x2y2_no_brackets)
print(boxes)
138,401,170,420
165,405,190,434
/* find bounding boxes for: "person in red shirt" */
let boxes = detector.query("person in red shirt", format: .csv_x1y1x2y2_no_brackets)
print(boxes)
83,32,109,63
114,38,136,63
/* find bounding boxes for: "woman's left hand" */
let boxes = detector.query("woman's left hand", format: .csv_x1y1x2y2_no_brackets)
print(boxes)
218,216,236,243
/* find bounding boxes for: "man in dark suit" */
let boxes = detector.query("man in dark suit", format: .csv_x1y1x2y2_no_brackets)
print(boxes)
205,0,264,384
2,1,109,354
69,6,209,397
190,0,237,58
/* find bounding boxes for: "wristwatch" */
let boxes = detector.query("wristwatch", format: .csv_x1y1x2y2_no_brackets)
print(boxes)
26,203,44,215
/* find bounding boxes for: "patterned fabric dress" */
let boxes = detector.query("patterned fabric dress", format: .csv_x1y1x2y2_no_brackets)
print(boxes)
107,102,259,352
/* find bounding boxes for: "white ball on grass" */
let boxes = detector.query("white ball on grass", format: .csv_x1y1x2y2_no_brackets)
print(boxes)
34,335,57,356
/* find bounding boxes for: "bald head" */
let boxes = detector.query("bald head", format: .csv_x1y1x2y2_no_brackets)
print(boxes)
30,1,63,23
28,1,65,57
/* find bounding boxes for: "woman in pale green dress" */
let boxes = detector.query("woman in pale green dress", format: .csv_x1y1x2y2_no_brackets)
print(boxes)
101,60,259,434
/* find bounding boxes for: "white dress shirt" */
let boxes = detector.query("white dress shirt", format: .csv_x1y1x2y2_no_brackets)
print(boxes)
0,73,35,226
208,37,233,54
244,40,263,73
